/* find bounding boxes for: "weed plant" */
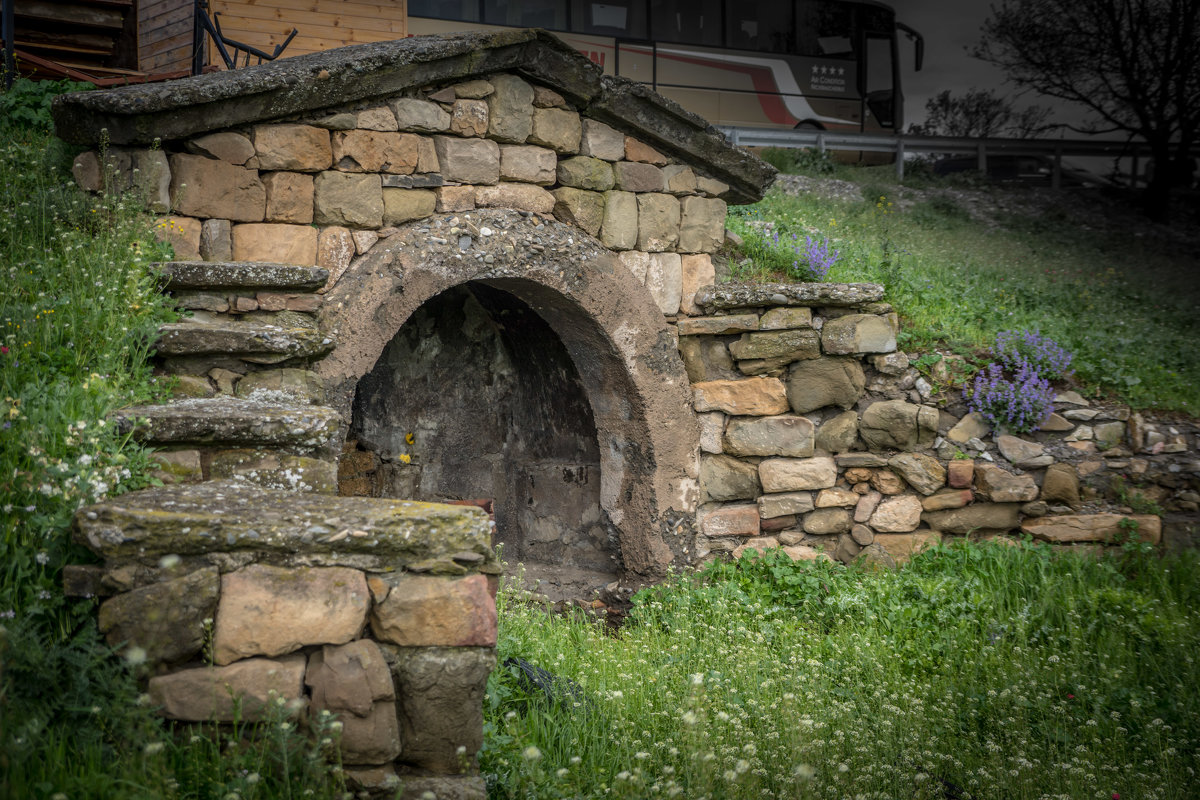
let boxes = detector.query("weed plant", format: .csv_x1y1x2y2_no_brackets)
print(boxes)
726,178,1200,411
0,83,350,799
484,543,1200,799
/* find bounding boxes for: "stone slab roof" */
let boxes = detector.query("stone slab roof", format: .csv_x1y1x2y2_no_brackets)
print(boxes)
51,29,775,204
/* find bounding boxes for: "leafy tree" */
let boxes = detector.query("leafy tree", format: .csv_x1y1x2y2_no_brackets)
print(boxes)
976,0,1200,219
908,88,1054,139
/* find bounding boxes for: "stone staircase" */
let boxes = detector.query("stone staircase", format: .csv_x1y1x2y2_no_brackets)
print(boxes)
121,260,344,492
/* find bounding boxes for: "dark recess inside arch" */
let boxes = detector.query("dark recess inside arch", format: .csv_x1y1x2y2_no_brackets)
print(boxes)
349,281,622,584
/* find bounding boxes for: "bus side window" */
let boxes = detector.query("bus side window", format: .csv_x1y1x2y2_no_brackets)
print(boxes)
410,0,480,22
570,0,648,37
725,0,795,53
650,0,722,47
484,0,569,28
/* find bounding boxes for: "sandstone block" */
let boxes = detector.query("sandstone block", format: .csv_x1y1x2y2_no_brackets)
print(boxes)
314,172,383,228
486,74,535,143
551,187,605,236
154,216,202,260
231,223,318,266
383,188,437,224
235,368,325,403
416,136,440,173
208,450,337,493
921,489,973,512
499,144,557,184
370,573,496,647
870,495,923,532
1021,514,1160,544
758,492,814,518
150,654,307,722
698,411,724,454
557,156,614,190
680,254,715,315
678,196,726,253
132,150,171,213
645,252,683,315
170,154,265,221
434,136,500,184
450,99,489,137
625,136,669,165
693,377,789,415
199,218,232,261
760,307,813,330
318,225,355,288
99,567,219,666
730,329,820,362
947,459,975,488
332,130,419,174
860,400,938,450
874,531,941,564
701,454,761,502
614,161,665,192
724,415,814,457
948,412,990,443
663,164,698,194
699,504,760,537
821,313,897,354
529,107,581,153
618,249,651,283
599,190,638,250
71,149,103,191
580,119,625,160
803,508,852,535
786,357,865,413
356,106,398,131
974,464,1038,503
388,646,494,773
352,229,380,254
636,193,680,252
816,488,858,507
677,315,759,335
733,536,782,559
815,409,859,453
533,85,566,107
150,448,205,480
263,171,314,224
678,333,734,383
436,185,477,212
996,435,1047,467
452,79,494,99
391,97,451,132
1041,463,1081,508
923,503,1021,534
212,564,369,664
870,469,906,495
854,490,882,522
254,124,332,171
759,456,837,493
888,453,946,496
307,641,400,765
475,183,555,213
187,131,255,164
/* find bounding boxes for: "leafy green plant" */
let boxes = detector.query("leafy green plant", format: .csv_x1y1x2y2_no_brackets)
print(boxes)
759,146,835,175
0,77,92,137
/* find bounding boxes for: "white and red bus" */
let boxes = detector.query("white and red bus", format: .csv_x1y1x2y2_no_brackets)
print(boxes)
407,0,924,132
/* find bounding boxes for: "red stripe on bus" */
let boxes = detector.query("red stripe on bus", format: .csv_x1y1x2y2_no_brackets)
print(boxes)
642,49,798,126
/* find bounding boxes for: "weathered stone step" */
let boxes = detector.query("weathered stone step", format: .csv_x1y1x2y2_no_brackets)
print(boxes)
111,397,341,450
73,480,497,572
157,261,328,292
695,282,886,311
155,319,334,364
1021,513,1162,544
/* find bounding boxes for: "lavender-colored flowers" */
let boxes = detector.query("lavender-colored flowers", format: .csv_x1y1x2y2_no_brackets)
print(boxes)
994,329,1073,379
789,235,839,281
965,361,1056,434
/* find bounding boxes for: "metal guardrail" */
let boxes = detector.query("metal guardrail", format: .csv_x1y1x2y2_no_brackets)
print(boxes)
716,126,1196,188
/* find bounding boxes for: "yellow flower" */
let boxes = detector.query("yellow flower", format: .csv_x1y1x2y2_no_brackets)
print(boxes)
399,453,412,464
405,432,415,445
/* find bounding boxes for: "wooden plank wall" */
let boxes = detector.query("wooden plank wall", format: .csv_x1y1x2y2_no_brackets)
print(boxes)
208,0,408,66
139,0,193,73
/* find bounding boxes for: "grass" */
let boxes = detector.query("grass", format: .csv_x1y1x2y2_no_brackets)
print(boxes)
726,152,1200,412
484,542,1200,799
0,80,351,800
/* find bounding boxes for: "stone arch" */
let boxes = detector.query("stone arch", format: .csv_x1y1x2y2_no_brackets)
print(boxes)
317,209,699,581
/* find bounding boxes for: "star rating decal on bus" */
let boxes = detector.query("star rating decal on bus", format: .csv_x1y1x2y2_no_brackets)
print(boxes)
812,65,846,75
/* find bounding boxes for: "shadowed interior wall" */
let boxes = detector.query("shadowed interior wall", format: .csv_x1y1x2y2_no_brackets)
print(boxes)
350,282,621,575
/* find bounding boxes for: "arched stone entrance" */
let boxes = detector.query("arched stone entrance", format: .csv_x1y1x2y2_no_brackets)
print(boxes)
318,209,700,586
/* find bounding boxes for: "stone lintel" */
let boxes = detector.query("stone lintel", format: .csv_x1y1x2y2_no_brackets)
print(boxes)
694,282,886,311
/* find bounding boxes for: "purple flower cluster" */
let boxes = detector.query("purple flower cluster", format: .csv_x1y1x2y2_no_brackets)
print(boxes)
787,234,839,281
965,361,1056,434
994,329,1073,379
